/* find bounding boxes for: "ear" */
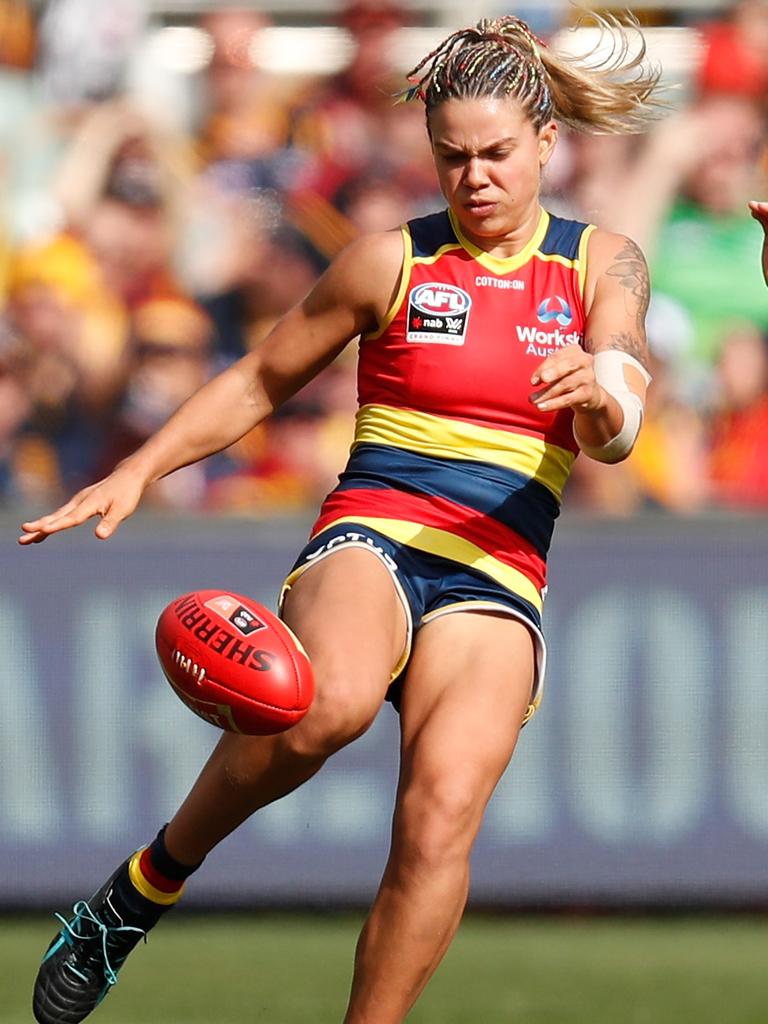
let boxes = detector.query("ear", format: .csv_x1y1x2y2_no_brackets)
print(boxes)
538,120,558,167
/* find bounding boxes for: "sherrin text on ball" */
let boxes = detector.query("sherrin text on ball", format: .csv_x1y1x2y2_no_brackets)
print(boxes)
155,589,314,734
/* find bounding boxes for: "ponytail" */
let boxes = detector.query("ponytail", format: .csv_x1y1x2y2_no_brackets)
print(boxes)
402,13,663,135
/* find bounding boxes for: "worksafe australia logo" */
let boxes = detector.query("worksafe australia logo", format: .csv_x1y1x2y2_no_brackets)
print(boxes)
406,282,471,345
537,296,573,327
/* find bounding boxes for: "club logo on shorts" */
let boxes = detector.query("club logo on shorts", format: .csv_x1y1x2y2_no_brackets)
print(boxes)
406,282,471,345
205,595,266,635
537,296,573,327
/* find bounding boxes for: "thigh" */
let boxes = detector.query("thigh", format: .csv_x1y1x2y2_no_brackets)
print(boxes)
281,546,410,725
397,611,535,814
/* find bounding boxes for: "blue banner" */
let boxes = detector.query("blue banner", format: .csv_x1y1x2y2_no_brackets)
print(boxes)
3,514,768,906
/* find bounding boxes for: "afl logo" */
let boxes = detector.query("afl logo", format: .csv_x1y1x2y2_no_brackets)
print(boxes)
411,283,471,316
406,282,472,345
537,296,573,327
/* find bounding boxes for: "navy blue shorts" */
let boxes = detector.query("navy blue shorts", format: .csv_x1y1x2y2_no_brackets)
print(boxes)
280,522,546,722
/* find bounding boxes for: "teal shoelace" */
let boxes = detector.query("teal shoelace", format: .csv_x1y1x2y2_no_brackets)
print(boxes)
55,900,146,987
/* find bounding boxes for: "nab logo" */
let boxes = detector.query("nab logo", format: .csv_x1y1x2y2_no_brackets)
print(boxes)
410,283,471,316
406,282,472,345
537,296,573,327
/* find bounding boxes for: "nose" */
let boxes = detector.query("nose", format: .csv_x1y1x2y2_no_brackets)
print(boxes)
463,156,487,189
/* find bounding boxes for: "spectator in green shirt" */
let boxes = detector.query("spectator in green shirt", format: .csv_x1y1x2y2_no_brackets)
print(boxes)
605,95,768,369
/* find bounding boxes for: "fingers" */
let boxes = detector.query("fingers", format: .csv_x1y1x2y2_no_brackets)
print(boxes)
94,510,121,540
18,489,120,545
530,347,590,387
530,349,598,412
748,201,768,228
530,376,598,413
18,495,89,545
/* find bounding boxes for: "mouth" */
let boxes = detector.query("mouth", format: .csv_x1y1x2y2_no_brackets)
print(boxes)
463,200,497,217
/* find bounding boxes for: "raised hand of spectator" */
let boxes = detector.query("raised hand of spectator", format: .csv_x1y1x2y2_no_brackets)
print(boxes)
600,107,715,250
604,99,762,255
53,100,167,228
748,200,768,285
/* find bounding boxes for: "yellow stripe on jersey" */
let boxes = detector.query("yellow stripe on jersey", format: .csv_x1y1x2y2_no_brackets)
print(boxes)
320,515,544,611
128,850,185,906
354,404,575,501
448,207,549,274
577,223,596,297
533,252,579,269
363,225,414,341
412,242,465,265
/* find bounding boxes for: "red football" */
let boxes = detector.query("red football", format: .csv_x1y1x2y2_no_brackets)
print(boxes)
155,589,314,735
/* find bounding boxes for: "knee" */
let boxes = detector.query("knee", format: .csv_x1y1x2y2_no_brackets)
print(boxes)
395,777,481,873
278,668,382,761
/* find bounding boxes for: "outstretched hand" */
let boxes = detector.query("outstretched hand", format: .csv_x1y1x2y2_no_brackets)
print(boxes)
749,201,768,286
18,465,147,545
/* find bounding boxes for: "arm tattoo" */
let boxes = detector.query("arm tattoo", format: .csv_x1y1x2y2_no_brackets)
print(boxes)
584,330,649,368
583,237,651,369
607,331,648,365
605,238,650,332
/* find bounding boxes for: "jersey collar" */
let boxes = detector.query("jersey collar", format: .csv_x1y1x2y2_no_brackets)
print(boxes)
448,206,549,274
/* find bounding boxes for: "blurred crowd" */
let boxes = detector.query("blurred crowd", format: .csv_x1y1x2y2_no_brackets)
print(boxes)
0,0,767,519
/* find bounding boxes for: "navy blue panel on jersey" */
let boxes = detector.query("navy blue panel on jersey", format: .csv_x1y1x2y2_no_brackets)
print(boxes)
336,443,559,557
539,213,589,259
408,211,458,259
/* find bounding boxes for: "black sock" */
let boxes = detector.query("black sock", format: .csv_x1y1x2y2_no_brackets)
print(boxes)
109,826,204,927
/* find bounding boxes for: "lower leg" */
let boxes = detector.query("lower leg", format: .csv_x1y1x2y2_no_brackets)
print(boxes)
163,731,327,864
345,848,471,1023
344,612,535,1023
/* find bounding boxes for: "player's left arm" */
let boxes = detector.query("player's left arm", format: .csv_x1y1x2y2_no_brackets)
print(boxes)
530,230,651,463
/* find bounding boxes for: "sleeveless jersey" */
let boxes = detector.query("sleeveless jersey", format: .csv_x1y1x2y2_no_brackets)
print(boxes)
312,207,595,614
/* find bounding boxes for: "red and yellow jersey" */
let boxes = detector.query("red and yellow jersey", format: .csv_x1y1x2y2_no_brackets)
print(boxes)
312,206,595,614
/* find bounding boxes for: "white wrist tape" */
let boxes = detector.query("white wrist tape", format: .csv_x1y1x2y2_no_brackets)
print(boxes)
574,350,651,463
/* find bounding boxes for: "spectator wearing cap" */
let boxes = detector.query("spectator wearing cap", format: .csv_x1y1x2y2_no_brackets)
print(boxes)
97,297,216,509
3,233,128,497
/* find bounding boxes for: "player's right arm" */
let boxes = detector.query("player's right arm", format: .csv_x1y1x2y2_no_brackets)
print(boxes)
19,230,405,544
749,201,768,286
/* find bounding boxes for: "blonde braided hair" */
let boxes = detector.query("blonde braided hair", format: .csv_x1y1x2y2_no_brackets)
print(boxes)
401,14,663,135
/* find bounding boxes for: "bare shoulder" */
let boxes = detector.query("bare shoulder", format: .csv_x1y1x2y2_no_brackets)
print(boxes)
314,228,405,321
586,228,649,282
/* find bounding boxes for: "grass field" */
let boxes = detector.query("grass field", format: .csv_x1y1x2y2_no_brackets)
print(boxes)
4,913,767,1023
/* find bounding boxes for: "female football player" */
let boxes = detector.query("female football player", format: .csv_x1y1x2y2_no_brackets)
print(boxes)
23,16,658,1024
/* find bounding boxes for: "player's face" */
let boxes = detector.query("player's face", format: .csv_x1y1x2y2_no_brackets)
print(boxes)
429,96,557,252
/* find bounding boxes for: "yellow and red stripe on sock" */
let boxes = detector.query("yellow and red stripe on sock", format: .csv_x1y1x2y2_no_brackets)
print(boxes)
128,848,186,906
